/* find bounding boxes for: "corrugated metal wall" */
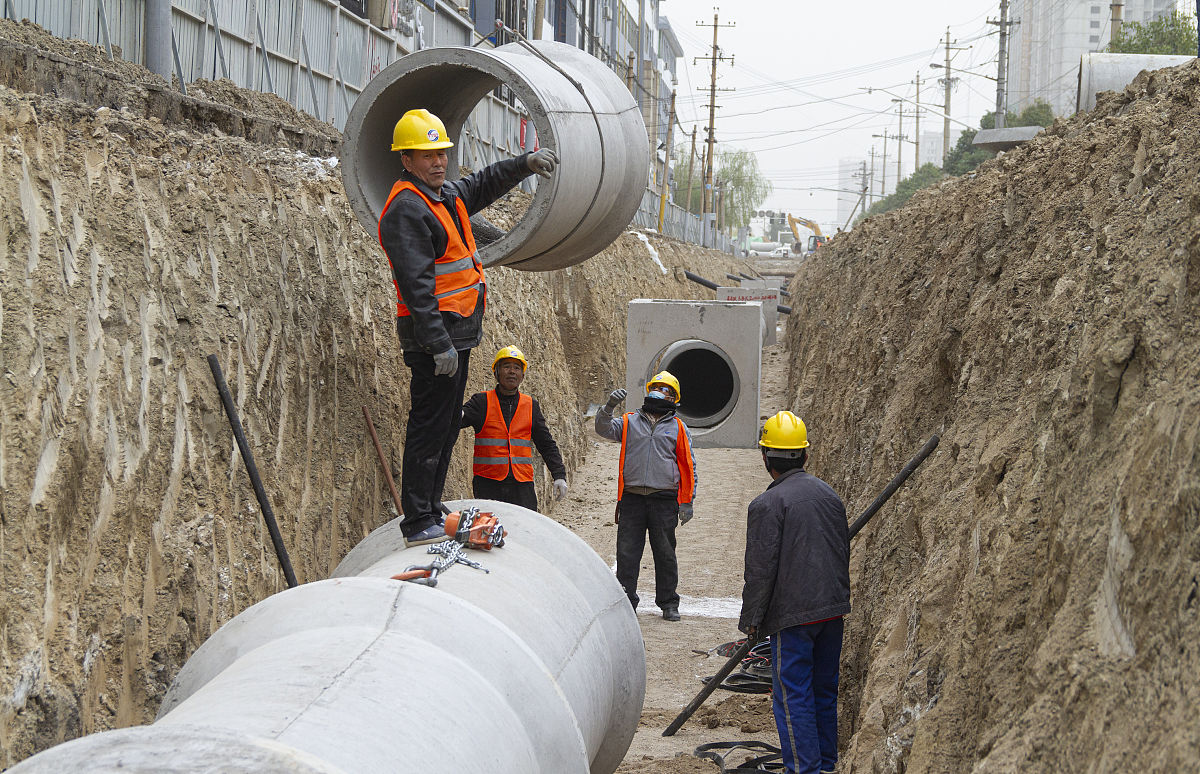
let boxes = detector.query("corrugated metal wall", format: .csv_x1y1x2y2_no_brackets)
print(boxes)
2,0,729,250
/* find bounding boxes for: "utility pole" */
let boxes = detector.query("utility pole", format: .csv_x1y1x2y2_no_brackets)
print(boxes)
914,71,921,171
695,10,735,246
872,131,892,198
1110,2,1124,40
637,0,645,108
626,51,636,93
868,147,876,207
893,101,905,183
533,0,546,39
845,160,869,229
685,128,698,214
657,91,677,233
939,28,965,164
989,0,1012,128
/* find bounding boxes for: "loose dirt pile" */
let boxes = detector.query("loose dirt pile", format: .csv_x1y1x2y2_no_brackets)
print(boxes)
0,20,747,765
784,61,1200,771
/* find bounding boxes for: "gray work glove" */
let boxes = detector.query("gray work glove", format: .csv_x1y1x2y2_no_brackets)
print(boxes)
527,148,559,179
678,502,694,525
553,478,568,501
605,388,627,410
432,347,459,378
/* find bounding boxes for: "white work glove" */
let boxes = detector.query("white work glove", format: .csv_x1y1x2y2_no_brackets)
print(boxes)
432,347,459,378
553,478,568,501
527,148,559,179
605,388,627,409
678,502,694,525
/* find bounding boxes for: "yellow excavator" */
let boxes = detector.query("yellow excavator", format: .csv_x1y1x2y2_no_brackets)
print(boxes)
787,215,829,256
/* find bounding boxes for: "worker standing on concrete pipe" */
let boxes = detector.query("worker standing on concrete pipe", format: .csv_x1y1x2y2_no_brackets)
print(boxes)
380,108,559,545
460,345,569,511
594,371,697,621
741,411,850,774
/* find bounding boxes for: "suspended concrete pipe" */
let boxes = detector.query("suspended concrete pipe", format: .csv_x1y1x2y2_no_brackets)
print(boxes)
10,501,645,774
341,41,649,272
626,299,763,448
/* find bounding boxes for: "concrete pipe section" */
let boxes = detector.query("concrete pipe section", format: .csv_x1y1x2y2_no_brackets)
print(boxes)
1075,53,1194,113
10,501,645,774
341,41,648,272
653,339,742,429
626,300,764,448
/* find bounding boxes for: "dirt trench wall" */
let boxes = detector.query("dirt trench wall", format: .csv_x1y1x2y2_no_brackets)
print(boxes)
783,62,1200,771
0,77,745,764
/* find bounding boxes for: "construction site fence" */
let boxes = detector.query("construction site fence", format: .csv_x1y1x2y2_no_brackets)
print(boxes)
4,0,725,251
633,189,734,253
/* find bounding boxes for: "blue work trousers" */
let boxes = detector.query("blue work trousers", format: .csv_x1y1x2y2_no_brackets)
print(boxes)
770,617,844,774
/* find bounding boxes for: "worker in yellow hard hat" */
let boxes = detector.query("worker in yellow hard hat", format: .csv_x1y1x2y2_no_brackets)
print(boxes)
594,370,696,621
741,411,849,773
378,108,559,545
460,345,568,512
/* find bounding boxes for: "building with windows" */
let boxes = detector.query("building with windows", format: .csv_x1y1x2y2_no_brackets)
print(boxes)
1008,0,1189,117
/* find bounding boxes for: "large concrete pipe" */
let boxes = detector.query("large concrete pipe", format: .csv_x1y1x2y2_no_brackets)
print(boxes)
10,501,645,774
341,41,648,271
626,299,763,448
1075,52,1194,112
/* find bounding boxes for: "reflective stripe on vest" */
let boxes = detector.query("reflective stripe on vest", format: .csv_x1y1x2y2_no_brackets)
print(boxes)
617,413,695,505
473,391,535,482
378,180,484,318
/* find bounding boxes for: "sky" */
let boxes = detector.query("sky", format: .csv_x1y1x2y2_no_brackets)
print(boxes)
660,0,1004,235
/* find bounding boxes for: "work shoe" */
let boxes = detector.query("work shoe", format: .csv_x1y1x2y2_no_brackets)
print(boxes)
406,524,447,546
662,606,681,622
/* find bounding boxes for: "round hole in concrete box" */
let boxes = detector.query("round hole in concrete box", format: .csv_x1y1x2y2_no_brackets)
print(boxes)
652,340,740,428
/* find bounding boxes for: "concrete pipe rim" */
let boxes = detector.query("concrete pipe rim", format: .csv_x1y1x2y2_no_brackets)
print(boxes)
342,46,558,268
649,340,741,429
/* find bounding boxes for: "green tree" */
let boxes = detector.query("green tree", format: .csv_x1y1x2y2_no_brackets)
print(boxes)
861,163,946,219
671,145,771,228
944,99,1056,177
1106,10,1198,54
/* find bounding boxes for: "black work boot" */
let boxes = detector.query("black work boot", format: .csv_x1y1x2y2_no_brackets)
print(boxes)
662,605,681,622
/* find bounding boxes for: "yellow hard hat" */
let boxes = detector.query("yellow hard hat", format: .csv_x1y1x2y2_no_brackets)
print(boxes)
492,345,528,372
391,108,454,152
759,411,809,452
646,371,681,401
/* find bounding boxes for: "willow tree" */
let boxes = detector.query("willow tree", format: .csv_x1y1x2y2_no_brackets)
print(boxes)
672,144,771,228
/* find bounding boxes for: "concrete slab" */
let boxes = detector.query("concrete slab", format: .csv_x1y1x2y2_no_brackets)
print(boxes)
626,299,762,448
716,286,779,345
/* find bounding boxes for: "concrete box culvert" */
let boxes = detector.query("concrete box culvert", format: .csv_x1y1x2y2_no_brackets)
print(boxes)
11,502,644,774
716,286,779,346
341,41,648,272
626,300,763,448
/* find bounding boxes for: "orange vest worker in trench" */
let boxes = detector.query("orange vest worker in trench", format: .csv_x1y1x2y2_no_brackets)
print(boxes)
460,345,568,512
378,108,558,545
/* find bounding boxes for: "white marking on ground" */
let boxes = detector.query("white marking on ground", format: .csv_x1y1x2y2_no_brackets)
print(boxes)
608,562,741,618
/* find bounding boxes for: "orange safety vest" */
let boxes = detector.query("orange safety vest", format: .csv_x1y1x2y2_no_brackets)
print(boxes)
378,180,485,318
473,391,535,482
617,413,695,505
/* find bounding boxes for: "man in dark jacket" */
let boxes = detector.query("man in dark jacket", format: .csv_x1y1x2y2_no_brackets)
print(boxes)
740,411,850,774
379,108,558,545
460,345,568,512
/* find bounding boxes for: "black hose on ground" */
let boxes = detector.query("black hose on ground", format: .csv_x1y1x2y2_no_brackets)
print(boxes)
207,354,299,588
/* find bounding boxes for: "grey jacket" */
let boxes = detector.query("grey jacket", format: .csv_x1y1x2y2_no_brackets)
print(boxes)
739,468,850,637
595,406,696,502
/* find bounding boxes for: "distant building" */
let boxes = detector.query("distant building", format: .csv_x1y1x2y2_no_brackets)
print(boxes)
1008,0,1187,116
919,130,944,169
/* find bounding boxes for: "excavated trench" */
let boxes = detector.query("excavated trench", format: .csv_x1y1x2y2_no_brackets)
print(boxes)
3,15,1200,774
